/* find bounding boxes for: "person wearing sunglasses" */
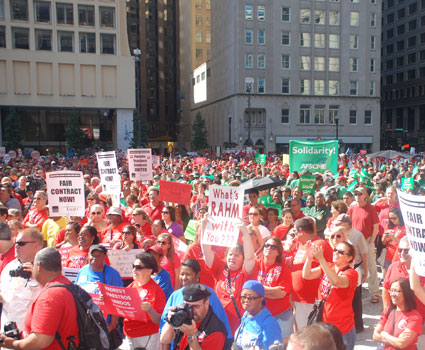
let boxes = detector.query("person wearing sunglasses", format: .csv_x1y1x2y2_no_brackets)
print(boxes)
161,206,185,242
87,204,108,233
22,190,48,230
233,280,282,349
382,207,406,275
157,232,181,289
256,237,293,344
123,253,166,350
302,241,358,350
374,278,422,350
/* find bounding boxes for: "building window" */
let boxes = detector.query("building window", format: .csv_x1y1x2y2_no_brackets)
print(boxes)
205,15,210,26
314,57,325,71
78,5,94,26
408,69,416,80
79,32,95,53
329,10,339,25
408,36,416,48
101,33,115,54
35,29,51,50
195,15,202,26
34,1,50,22
300,80,310,94
314,105,325,124
12,27,29,48
314,33,325,48
350,12,359,26
396,56,404,67
281,31,290,45
398,8,405,19
349,81,358,96
350,58,358,72
195,48,202,59
58,30,73,52
387,29,394,39
258,6,265,21
300,105,311,124
365,110,372,125
397,24,405,35
245,5,252,20
300,9,310,23
369,81,375,96
387,44,394,55
195,0,202,10
329,34,339,48
329,80,339,95
245,53,253,68
409,19,417,31
350,35,359,49
56,3,73,24
408,53,416,64
0,0,4,19
370,36,376,50
281,55,290,69
11,0,28,20
245,78,254,92
100,7,115,27
300,32,310,47
387,13,394,23
314,80,325,95
258,54,265,68
258,78,265,93
300,56,310,70
206,32,211,43
258,29,265,44
245,29,253,44
370,58,375,72
409,2,417,14
315,10,325,24
351,0,359,3
349,110,357,124
397,40,404,51
281,79,290,94
329,105,339,124
205,0,210,10
281,109,289,123
370,13,376,27
329,57,339,71
195,31,202,43
281,7,290,21
0,26,5,47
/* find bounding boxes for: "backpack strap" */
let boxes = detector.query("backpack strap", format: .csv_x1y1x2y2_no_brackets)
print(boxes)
227,270,242,320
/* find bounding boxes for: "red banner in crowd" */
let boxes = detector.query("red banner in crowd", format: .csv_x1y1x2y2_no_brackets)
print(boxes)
158,180,191,207
194,157,206,165
97,282,147,321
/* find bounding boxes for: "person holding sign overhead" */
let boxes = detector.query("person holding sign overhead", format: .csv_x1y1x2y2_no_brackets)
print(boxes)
200,216,256,333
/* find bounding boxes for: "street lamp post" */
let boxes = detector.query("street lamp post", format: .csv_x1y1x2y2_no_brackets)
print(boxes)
246,81,253,146
133,48,142,147
228,115,232,143
335,116,339,141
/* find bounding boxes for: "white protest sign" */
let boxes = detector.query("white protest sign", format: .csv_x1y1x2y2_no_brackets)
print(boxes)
46,171,85,217
107,249,143,278
0,147,5,158
96,151,121,195
202,185,244,247
398,190,425,276
62,267,80,283
127,148,153,181
152,155,160,167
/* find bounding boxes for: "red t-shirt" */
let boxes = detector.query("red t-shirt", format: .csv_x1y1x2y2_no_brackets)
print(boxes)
177,324,225,350
242,203,267,223
160,253,181,289
348,203,379,239
22,207,49,230
142,202,165,222
378,308,423,350
384,226,406,262
123,279,166,337
183,243,216,289
100,221,128,245
256,258,292,316
66,246,90,269
23,275,79,350
208,255,257,333
319,264,358,334
54,228,66,246
291,237,333,303
0,244,15,274
272,225,291,241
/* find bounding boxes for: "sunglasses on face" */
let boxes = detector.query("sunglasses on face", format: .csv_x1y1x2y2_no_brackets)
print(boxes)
249,213,259,216
333,248,349,256
91,211,102,215
398,248,409,254
157,240,167,245
132,264,148,270
240,295,261,302
162,211,169,214
331,234,342,239
264,243,278,250
16,241,35,247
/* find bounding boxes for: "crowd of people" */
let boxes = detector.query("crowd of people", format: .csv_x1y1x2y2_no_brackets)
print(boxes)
0,151,423,349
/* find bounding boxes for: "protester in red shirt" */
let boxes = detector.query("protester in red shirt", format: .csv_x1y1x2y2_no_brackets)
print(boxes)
100,206,127,246
272,208,294,241
123,253,166,350
0,222,15,274
157,232,181,289
131,207,152,238
142,187,165,222
22,190,49,230
66,226,98,269
200,217,256,333
382,207,406,271
242,189,267,224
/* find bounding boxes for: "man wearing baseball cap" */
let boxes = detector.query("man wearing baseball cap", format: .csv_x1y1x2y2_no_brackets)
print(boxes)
160,283,228,349
100,206,127,246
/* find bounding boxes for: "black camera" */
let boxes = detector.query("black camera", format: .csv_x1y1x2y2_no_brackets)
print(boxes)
9,264,32,279
168,304,193,329
0,321,20,343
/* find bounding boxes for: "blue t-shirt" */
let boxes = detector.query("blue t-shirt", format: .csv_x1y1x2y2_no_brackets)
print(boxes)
234,307,282,349
160,284,232,341
153,268,174,300
75,264,123,294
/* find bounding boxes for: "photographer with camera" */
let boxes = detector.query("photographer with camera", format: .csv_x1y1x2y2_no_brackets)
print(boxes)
161,283,228,350
0,228,43,332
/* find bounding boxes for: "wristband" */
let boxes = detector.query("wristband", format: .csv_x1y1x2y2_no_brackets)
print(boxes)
188,335,197,343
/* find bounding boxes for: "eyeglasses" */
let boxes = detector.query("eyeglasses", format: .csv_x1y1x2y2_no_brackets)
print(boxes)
388,217,398,221
240,295,262,302
249,213,259,216
398,248,409,254
133,213,141,216
157,240,168,245
248,232,256,237
16,241,36,247
122,231,133,235
389,289,402,295
354,193,363,196
264,243,278,250
162,211,169,214
331,234,342,239
333,248,349,256
34,197,44,200
132,264,148,270
91,211,102,215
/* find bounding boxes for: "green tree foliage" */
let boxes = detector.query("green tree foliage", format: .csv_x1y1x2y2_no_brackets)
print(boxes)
3,107,23,150
191,112,208,151
65,111,91,152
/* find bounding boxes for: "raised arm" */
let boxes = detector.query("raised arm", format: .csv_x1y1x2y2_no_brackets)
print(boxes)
311,245,349,288
200,215,214,268
238,219,256,274
410,264,425,304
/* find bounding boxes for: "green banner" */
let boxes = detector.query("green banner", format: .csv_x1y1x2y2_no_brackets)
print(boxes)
184,220,198,241
360,168,372,187
299,175,316,194
254,154,266,164
289,140,338,173
349,168,358,179
401,177,414,191
259,195,273,206
346,180,358,193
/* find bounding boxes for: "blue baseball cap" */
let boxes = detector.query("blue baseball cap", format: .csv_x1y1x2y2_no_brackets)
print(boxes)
242,280,265,304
